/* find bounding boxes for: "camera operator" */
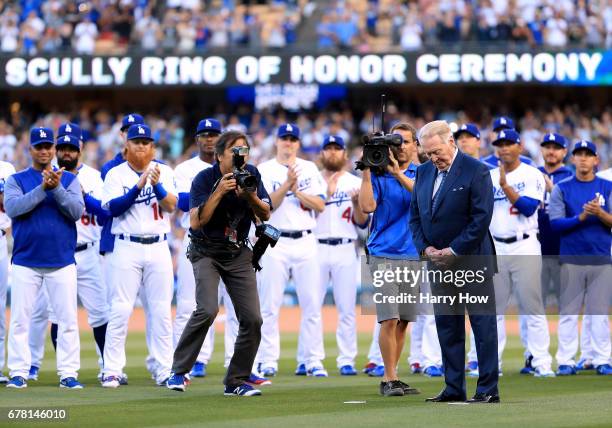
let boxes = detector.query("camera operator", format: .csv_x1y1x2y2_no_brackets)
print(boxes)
167,131,271,396
359,122,420,396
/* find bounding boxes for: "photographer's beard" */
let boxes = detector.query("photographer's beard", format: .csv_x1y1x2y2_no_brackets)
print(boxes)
321,155,345,172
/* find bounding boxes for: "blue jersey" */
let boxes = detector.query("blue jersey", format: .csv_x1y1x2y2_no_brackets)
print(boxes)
537,166,573,255
8,168,81,268
367,164,418,258
481,154,534,168
99,153,126,253
549,176,612,264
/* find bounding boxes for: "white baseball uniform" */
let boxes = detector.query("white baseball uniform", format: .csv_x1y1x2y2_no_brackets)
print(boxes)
101,161,176,384
256,157,327,371
314,171,362,368
173,156,238,367
490,163,553,370
29,164,110,369
0,161,15,377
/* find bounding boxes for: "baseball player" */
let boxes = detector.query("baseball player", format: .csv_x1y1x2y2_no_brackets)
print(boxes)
101,124,177,388
481,117,535,168
174,118,240,379
28,124,111,381
489,129,555,377
100,113,156,384
0,159,16,384
256,123,327,377
550,141,612,376
4,127,84,389
315,135,368,375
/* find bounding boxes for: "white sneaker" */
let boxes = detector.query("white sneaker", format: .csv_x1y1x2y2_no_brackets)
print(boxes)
534,366,556,378
0,372,8,384
307,366,329,377
101,376,121,388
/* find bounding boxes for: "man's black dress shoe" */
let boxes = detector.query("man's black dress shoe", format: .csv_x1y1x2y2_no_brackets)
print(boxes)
425,392,465,402
467,393,500,403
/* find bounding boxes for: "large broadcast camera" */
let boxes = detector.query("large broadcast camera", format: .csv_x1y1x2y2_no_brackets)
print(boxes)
232,146,258,192
356,95,403,172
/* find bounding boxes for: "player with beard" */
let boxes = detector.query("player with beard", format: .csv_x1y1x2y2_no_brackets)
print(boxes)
313,136,369,375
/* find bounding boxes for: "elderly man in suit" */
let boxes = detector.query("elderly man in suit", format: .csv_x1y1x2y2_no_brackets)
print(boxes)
409,120,499,403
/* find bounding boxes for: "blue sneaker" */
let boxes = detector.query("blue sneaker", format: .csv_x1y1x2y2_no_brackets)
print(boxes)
520,355,535,374
6,376,27,389
596,364,612,375
166,373,186,391
340,365,357,376
247,373,272,386
28,365,39,381
261,366,277,377
59,377,83,389
307,366,329,377
576,358,595,371
465,361,478,372
295,363,307,376
224,383,262,396
118,373,128,385
190,362,207,378
363,362,377,374
556,365,577,376
368,365,385,377
423,366,443,377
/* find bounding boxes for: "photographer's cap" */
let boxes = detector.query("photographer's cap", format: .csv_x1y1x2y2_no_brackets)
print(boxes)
121,113,144,132
127,124,154,141
454,123,480,139
278,123,300,139
56,134,80,150
541,132,567,148
30,127,54,146
572,140,597,156
58,122,82,141
492,129,520,146
196,118,222,135
322,135,345,149
493,116,514,132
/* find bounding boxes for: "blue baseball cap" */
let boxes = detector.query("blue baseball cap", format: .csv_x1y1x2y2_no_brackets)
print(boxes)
126,124,154,141
55,134,80,150
492,129,520,146
492,116,514,132
322,135,345,149
57,122,82,141
454,123,480,139
196,118,222,135
30,127,54,146
121,113,144,131
277,123,300,139
572,140,597,156
541,132,567,148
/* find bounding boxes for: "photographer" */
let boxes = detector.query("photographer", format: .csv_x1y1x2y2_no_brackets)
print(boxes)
167,131,271,396
358,122,420,397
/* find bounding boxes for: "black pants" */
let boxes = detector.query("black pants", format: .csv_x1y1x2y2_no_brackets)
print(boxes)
172,247,262,387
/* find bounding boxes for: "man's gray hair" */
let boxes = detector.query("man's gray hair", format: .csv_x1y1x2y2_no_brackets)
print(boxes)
418,120,452,145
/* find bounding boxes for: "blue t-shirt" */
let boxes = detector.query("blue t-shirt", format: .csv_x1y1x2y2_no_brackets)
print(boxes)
189,163,271,242
367,164,418,258
481,153,534,168
550,176,612,263
537,165,573,255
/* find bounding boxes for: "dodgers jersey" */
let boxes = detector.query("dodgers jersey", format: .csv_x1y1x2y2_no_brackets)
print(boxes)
0,160,16,230
314,172,362,240
258,158,326,231
102,161,177,235
174,156,212,229
490,162,545,238
76,164,104,243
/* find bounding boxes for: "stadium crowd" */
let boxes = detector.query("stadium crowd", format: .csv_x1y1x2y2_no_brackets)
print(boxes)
0,0,305,55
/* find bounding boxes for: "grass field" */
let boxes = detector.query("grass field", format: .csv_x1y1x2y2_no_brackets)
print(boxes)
1,329,611,428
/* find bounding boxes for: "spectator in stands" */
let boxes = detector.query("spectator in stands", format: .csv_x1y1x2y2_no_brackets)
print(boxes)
0,121,17,163
335,10,359,50
545,10,568,48
73,15,98,55
177,11,197,52
0,16,19,53
135,7,162,52
317,13,336,49
21,10,45,55
437,11,460,44
400,14,423,51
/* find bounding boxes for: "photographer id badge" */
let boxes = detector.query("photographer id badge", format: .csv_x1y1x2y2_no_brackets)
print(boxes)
224,226,238,244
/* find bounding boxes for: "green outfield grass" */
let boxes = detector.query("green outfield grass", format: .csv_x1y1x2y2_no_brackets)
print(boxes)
1,327,611,428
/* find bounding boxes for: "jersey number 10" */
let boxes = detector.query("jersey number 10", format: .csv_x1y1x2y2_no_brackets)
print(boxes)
152,202,164,221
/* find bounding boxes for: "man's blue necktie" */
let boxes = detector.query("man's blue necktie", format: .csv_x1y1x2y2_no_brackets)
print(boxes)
432,170,448,212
